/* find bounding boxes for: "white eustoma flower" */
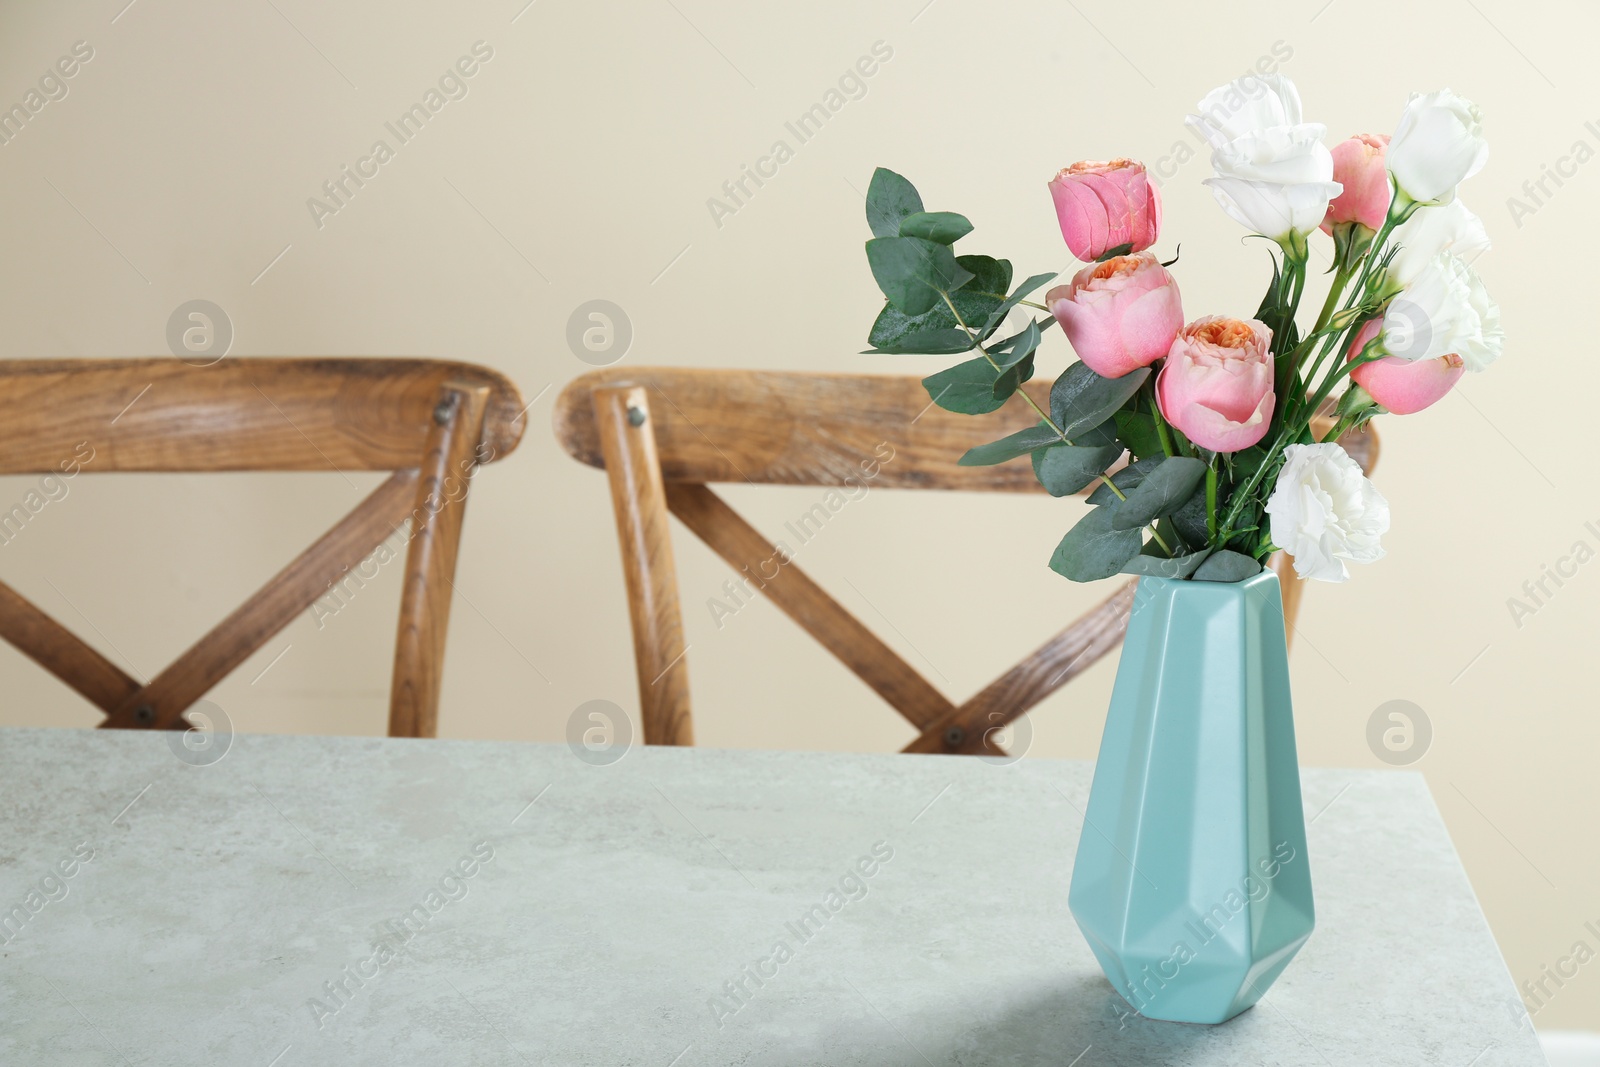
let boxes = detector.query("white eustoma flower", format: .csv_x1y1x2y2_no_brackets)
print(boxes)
1267,443,1390,583
1188,74,1304,147
1455,260,1504,372
1186,75,1342,242
1387,199,1491,286
1387,89,1489,205
1380,252,1503,370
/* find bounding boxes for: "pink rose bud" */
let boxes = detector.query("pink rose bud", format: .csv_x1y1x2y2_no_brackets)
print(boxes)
1156,316,1275,453
1346,317,1464,414
1048,159,1162,262
1046,253,1184,379
1322,134,1392,233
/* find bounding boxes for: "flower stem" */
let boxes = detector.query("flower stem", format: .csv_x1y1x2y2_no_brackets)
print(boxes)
1312,262,1355,337
1152,403,1177,458
1319,411,1357,443
1215,204,1414,549
1206,457,1219,541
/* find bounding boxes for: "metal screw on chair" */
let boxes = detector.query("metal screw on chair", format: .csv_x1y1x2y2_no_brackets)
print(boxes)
943,725,966,748
433,396,458,425
626,405,646,428
134,704,156,725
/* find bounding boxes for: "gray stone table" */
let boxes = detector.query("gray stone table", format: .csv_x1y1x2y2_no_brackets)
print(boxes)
0,726,1545,1066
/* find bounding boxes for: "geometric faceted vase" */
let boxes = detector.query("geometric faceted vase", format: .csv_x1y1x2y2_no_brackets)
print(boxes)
1068,569,1314,1024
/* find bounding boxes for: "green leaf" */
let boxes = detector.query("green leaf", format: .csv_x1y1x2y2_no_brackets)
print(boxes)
899,211,973,244
1085,454,1165,504
959,422,1061,466
984,318,1043,401
1151,517,1186,555
1169,484,1210,547
991,320,1040,372
991,353,1034,401
1254,253,1283,323
1121,549,1213,578
922,358,1006,415
866,168,923,238
1049,506,1143,582
1112,457,1208,530
868,302,946,351
1075,419,1119,447
866,237,974,316
1096,242,1135,262
1223,498,1263,554
1113,409,1164,461
861,328,975,355
1193,550,1263,583
1032,442,1122,496
1049,362,1150,439
987,318,1042,354
1229,445,1270,488
955,255,1012,301
981,272,1058,334
866,258,1006,353
1277,318,1301,355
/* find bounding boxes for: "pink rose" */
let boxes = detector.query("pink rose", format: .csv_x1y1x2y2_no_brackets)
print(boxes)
1048,159,1161,262
1322,134,1391,233
1156,316,1275,453
1045,252,1184,379
1346,317,1463,414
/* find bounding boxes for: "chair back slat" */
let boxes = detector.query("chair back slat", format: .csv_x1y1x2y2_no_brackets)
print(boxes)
0,579,139,712
556,367,1052,491
0,359,524,473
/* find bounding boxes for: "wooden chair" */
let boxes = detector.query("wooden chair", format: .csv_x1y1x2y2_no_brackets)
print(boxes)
0,358,524,737
556,368,1378,757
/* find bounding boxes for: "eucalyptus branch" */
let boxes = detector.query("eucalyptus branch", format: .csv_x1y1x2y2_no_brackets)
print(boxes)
939,287,1173,556
940,289,1068,441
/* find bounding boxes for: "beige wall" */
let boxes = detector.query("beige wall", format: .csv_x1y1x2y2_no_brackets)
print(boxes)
0,0,1591,1031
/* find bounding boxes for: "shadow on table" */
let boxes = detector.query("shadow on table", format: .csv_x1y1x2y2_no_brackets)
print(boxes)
756,973,1253,1067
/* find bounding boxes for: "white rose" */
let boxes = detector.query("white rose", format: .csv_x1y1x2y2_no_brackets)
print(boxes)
1387,89,1489,205
1380,252,1503,370
1387,199,1491,286
1187,75,1342,241
1267,443,1390,583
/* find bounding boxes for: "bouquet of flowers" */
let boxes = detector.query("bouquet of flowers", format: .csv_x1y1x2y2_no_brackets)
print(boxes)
859,75,1499,584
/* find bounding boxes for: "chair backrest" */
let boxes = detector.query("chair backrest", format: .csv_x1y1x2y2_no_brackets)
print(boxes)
555,368,1089,757
557,367,1379,756
0,358,524,737
557,368,1053,492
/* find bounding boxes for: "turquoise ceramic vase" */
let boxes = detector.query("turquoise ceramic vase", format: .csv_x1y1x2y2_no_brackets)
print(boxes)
1068,569,1314,1024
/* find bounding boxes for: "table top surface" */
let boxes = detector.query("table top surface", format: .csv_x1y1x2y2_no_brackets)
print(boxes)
0,726,1545,1067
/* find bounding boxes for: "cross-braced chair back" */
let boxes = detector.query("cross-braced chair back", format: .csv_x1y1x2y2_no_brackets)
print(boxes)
0,358,524,737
